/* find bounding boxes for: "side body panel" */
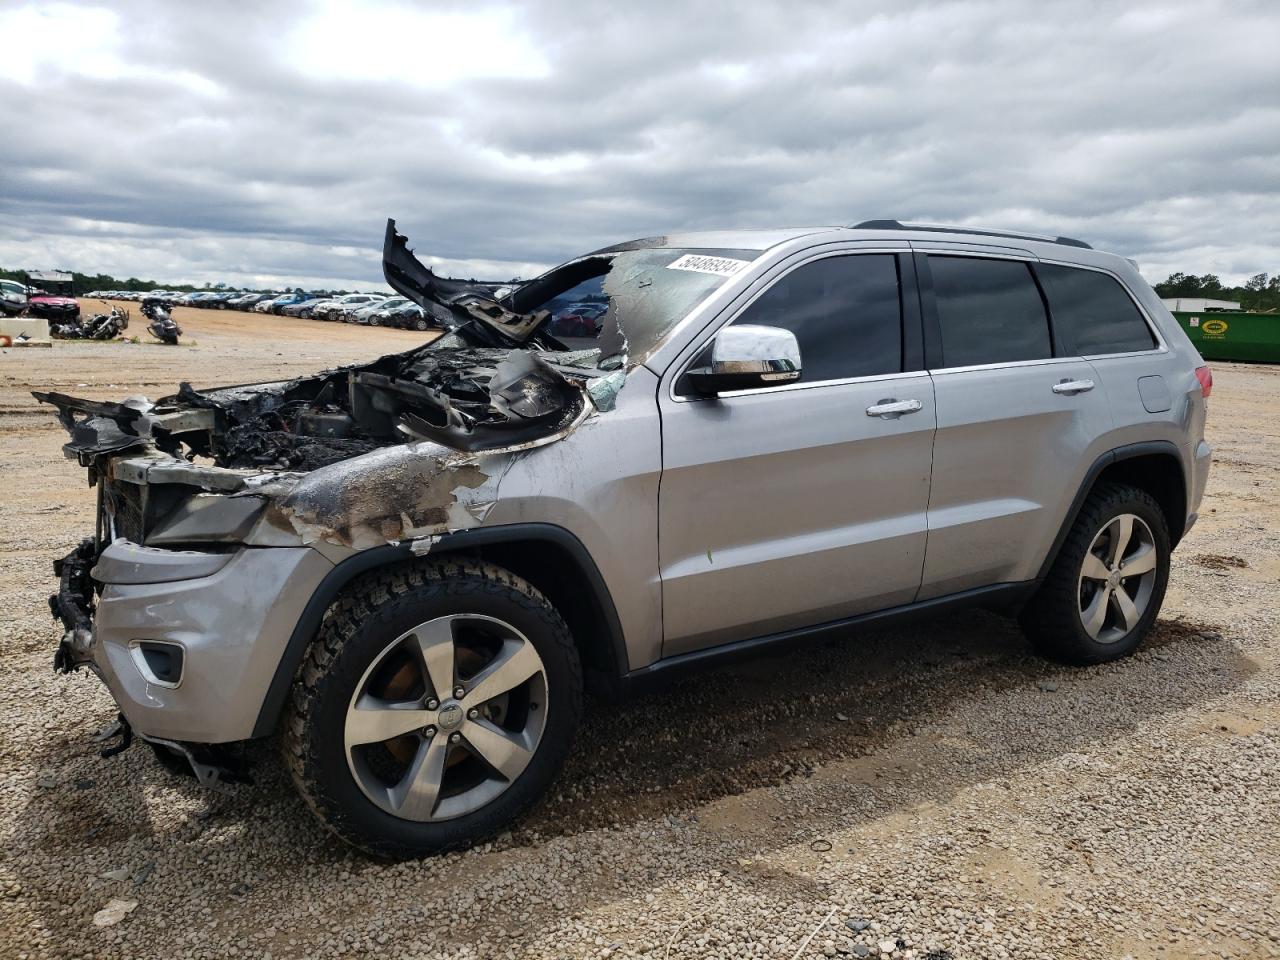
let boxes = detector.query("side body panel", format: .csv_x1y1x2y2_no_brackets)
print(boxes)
654,242,936,655
481,365,665,669
913,246,1116,598
921,358,1114,596
657,372,937,652
1038,252,1210,530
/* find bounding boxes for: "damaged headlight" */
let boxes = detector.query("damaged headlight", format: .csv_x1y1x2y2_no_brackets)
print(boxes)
144,492,268,546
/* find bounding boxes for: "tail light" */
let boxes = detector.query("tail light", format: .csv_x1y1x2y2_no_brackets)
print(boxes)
1194,365,1213,398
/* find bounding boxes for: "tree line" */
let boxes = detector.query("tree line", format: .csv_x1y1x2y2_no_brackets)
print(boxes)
1152,272,1280,312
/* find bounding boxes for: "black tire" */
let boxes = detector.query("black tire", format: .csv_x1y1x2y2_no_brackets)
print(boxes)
283,558,582,858
414,318,429,331
1019,482,1170,665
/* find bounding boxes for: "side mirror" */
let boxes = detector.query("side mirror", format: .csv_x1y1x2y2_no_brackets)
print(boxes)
687,324,802,394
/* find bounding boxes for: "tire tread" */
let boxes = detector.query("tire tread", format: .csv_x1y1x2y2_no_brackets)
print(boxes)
282,557,581,857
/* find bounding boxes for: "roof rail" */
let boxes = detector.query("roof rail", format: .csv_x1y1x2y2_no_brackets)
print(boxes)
850,219,1092,250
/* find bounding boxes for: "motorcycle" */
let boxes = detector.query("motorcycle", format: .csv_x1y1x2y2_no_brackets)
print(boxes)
141,298,182,345
49,306,129,340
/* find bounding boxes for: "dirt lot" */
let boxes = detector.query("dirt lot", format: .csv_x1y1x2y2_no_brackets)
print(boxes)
1,303,1277,960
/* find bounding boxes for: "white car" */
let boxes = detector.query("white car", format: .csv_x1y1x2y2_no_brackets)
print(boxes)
316,293,387,322
1,279,28,316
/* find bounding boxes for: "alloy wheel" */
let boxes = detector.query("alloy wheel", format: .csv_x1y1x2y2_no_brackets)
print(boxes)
344,614,548,821
1077,513,1158,643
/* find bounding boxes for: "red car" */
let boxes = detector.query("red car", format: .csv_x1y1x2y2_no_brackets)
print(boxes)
24,271,80,321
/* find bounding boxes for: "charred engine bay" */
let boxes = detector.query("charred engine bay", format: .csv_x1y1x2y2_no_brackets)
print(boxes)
165,345,593,470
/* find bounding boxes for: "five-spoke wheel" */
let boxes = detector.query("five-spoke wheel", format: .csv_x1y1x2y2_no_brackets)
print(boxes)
1077,513,1158,644
1021,483,1170,665
344,615,548,822
284,560,581,857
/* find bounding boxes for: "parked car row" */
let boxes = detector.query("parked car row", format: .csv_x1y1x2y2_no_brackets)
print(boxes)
250,291,433,329
86,288,435,330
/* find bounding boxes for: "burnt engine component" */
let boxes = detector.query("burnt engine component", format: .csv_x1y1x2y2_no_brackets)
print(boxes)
157,346,589,470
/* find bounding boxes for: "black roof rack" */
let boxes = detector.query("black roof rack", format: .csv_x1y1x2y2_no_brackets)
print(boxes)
850,219,1092,250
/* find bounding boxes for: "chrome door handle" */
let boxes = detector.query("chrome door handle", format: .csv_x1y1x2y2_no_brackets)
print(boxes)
1052,378,1095,395
866,398,923,418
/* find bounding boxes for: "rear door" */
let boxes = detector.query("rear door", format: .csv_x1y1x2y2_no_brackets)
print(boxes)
916,250,1114,599
657,249,937,655
1034,262,1185,451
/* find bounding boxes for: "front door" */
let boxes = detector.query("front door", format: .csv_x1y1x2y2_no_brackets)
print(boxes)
657,251,936,655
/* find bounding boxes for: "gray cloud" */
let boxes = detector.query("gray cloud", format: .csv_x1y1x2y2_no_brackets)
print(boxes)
3,0,1279,289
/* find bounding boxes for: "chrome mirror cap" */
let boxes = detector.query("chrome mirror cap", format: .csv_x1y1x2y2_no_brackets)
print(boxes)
689,324,802,394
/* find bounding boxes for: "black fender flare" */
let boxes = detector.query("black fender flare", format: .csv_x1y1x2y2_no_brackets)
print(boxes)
1034,439,1187,583
251,523,627,738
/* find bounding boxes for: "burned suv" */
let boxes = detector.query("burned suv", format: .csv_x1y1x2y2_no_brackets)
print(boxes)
42,219,1212,857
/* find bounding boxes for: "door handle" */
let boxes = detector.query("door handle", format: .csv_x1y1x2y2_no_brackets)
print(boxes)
1052,378,1096,395
866,398,923,418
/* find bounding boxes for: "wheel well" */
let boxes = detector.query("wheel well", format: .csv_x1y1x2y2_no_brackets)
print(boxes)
1093,453,1187,545
434,537,626,690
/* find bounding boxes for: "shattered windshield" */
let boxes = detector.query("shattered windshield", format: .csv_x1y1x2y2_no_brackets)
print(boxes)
513,247,761,365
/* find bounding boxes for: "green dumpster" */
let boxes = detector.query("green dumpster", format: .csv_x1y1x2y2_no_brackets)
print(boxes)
1172,311,1280,363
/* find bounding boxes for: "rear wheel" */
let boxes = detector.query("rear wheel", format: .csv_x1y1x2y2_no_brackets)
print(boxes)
284,559,582,857
1020,483,1170,665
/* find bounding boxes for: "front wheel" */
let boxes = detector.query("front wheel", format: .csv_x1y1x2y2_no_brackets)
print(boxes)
284,559,582,858
1020,483,1170,665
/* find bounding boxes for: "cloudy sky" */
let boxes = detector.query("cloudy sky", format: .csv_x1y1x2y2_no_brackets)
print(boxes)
3,0,1279,291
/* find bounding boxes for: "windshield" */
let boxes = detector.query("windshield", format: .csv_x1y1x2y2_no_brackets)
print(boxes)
513,246,761,364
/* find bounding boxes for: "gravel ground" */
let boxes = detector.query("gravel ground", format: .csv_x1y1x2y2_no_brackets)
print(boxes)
1,309,1276,959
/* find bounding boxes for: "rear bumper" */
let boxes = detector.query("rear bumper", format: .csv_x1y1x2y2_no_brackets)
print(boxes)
1185,438,1212,533
52,538,333,743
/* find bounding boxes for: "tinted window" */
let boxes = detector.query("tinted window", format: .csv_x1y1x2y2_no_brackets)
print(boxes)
1038,264,1157,354
730,254,902,382
929,256,1051,367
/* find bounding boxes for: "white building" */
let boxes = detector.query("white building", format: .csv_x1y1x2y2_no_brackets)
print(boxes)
1160,297,1241,312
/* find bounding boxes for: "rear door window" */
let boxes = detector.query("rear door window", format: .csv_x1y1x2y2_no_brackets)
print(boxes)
729,254,903,382
928,256,1052,368
1037,264,1157,354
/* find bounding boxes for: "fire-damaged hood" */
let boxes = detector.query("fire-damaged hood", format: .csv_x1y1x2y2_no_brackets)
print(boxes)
34,223,630,472
34,342,608,473
34,222,757,550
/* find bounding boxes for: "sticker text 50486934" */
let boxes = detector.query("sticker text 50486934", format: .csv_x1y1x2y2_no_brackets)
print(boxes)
666,254,752,277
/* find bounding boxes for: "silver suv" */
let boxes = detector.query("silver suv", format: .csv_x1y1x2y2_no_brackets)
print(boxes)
41,219,1213,857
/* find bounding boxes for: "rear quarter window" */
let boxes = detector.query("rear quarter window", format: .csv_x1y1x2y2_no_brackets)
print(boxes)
1037,264,1157,355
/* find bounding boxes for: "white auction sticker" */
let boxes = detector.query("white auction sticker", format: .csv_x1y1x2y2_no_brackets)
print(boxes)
666,253,752,277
